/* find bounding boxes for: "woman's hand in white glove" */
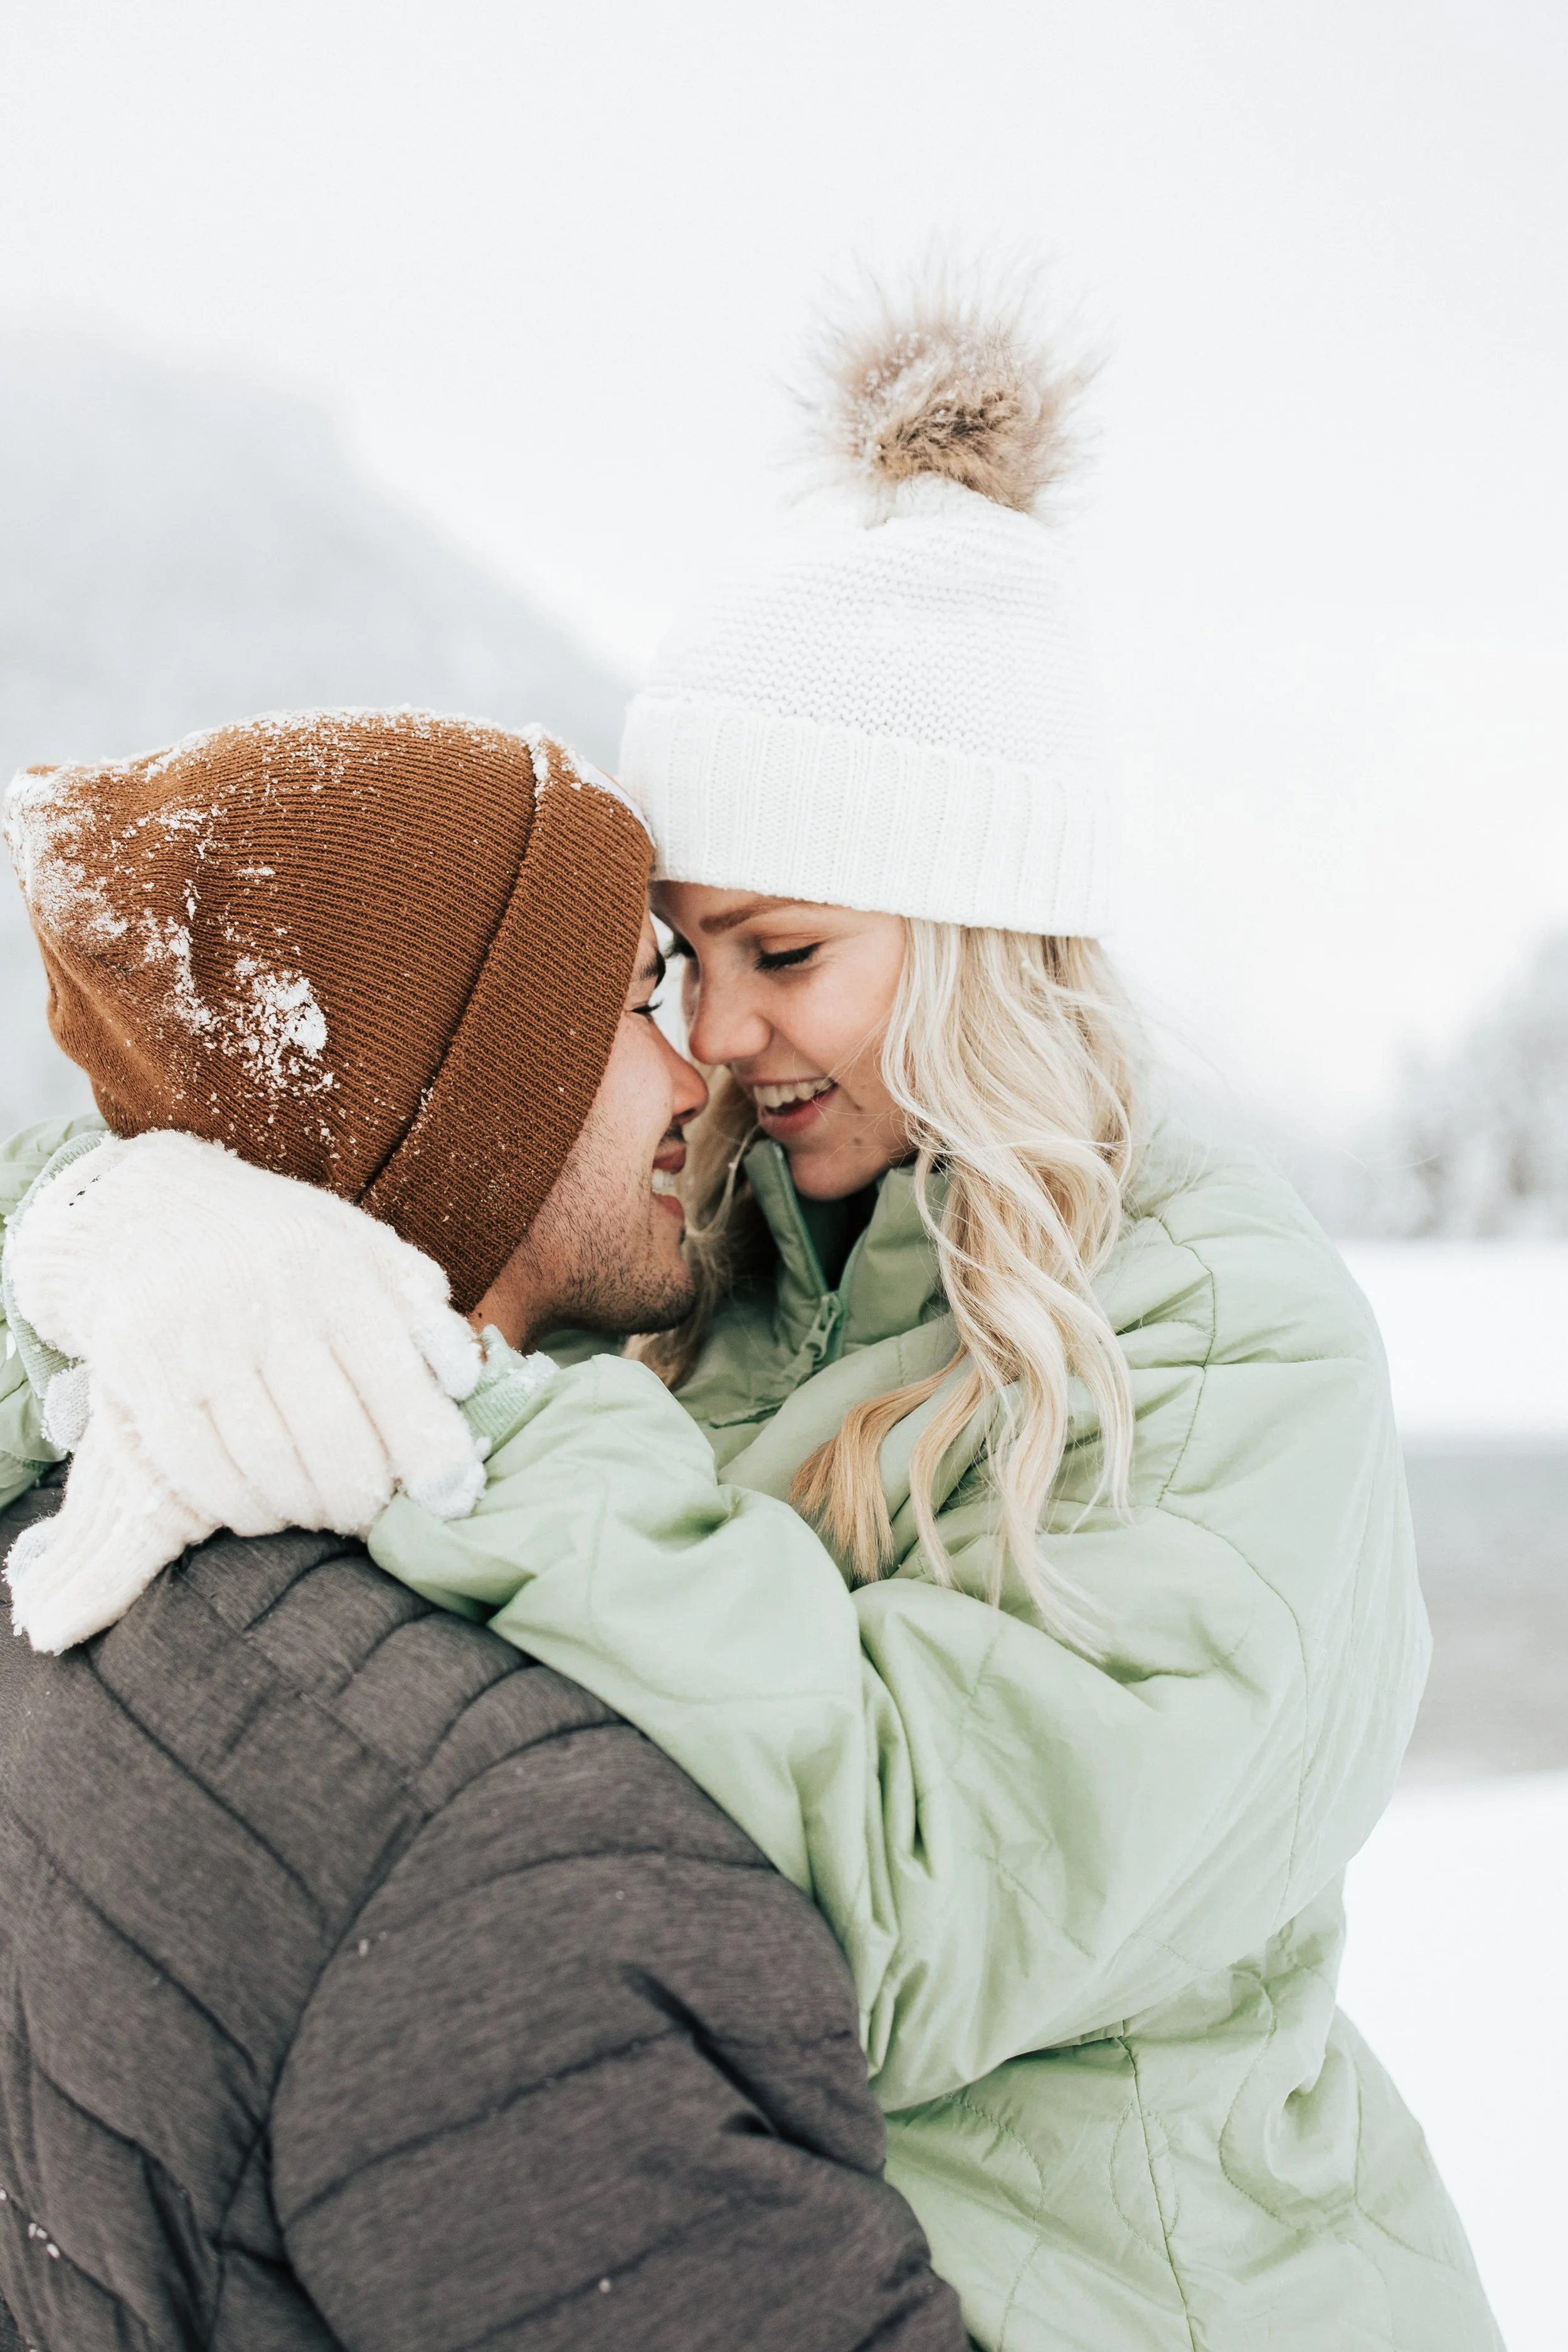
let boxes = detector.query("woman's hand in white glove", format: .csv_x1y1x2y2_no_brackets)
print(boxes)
6,1131,488,1647
4,1399,209,1654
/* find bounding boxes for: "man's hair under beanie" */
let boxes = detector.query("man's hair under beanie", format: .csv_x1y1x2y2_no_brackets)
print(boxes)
2,707,652,1313
619,282,1114,936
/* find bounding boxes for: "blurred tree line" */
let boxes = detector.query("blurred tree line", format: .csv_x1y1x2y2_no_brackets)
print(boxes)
1352,930,1568,1237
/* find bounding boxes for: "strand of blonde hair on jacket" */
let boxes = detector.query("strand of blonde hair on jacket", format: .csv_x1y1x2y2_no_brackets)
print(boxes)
633,924,1140,1646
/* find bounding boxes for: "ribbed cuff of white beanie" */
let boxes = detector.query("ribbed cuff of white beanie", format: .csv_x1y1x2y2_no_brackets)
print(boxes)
621,692,1115,935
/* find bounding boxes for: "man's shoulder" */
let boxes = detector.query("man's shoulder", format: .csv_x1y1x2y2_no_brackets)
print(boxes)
0,1485,771,1974
0,1492,591,2339
0,1476,619,1816
0,1486,681,2069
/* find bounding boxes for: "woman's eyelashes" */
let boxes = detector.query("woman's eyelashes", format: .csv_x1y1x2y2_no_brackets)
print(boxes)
660,931,819,975
755,941,822,973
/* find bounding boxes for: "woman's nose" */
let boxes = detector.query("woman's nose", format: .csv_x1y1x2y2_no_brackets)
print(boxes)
660,1030,709,1126
685,977,771,1071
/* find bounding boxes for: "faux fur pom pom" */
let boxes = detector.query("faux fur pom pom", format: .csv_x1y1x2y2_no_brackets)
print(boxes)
818,275,1083,515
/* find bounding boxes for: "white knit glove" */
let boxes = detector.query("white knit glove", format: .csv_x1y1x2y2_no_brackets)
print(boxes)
4,1131,487,1652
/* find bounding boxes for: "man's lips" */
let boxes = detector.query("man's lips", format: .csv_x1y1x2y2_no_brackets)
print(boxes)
652,1140,686,1217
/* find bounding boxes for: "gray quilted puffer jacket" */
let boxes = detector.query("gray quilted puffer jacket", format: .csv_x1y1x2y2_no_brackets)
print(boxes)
0,1476,964,2352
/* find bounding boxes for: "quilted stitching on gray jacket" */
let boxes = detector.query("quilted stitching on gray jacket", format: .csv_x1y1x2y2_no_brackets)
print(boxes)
0,1475,963,2352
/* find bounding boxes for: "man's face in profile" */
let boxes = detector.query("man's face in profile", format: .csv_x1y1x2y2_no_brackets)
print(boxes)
477,913,707,1345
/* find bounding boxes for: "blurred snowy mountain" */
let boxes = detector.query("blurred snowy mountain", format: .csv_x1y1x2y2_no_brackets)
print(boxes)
0,331,629,1131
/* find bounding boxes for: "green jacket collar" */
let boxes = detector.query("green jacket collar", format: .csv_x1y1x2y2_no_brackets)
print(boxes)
742,1141,948,1362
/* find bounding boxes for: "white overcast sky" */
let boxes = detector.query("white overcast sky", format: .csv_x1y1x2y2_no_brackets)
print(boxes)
3,0,1565,1120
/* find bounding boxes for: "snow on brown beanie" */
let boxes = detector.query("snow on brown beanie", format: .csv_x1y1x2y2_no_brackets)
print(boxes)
2,707,653,1313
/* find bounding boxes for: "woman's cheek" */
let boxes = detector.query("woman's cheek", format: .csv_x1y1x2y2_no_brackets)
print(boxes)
800,983,852,1068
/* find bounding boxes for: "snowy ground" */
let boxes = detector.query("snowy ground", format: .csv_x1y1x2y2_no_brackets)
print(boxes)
1339,1241,1568,1445
1343,1239,1568,1785
1332,1242,1568,2348
1342,1772,1568,2352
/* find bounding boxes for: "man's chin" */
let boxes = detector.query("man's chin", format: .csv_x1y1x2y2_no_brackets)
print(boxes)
567,1262,696,1342
626,1268,697,1336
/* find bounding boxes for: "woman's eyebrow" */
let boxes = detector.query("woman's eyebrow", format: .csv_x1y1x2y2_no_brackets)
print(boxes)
699,896,802,935
635,947,667,989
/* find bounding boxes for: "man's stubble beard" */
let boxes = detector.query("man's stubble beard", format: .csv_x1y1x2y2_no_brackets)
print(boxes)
536,1130,696,1338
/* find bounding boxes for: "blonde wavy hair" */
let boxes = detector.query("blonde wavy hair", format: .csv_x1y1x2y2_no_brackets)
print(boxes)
635,924,1140,1641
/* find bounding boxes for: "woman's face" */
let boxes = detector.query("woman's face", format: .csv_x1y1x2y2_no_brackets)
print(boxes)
653,883,909,1201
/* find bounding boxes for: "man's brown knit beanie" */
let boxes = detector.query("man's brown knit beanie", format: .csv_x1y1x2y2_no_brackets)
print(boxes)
3,707,653,1313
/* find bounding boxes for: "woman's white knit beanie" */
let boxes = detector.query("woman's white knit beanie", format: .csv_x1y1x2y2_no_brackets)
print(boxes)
619,287,1115,935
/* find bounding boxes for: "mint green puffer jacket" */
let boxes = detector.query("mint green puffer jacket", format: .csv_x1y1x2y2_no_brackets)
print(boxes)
371,1123,1500,2351
1,1116,1499,2346
0,1115,104,1511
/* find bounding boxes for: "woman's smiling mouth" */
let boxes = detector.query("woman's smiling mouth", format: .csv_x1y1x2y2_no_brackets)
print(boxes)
751,1076,835,1111
748,1076,839,1136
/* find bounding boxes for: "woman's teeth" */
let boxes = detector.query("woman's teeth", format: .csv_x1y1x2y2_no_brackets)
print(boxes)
753,1078,835,1111
651,1168,680,1196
